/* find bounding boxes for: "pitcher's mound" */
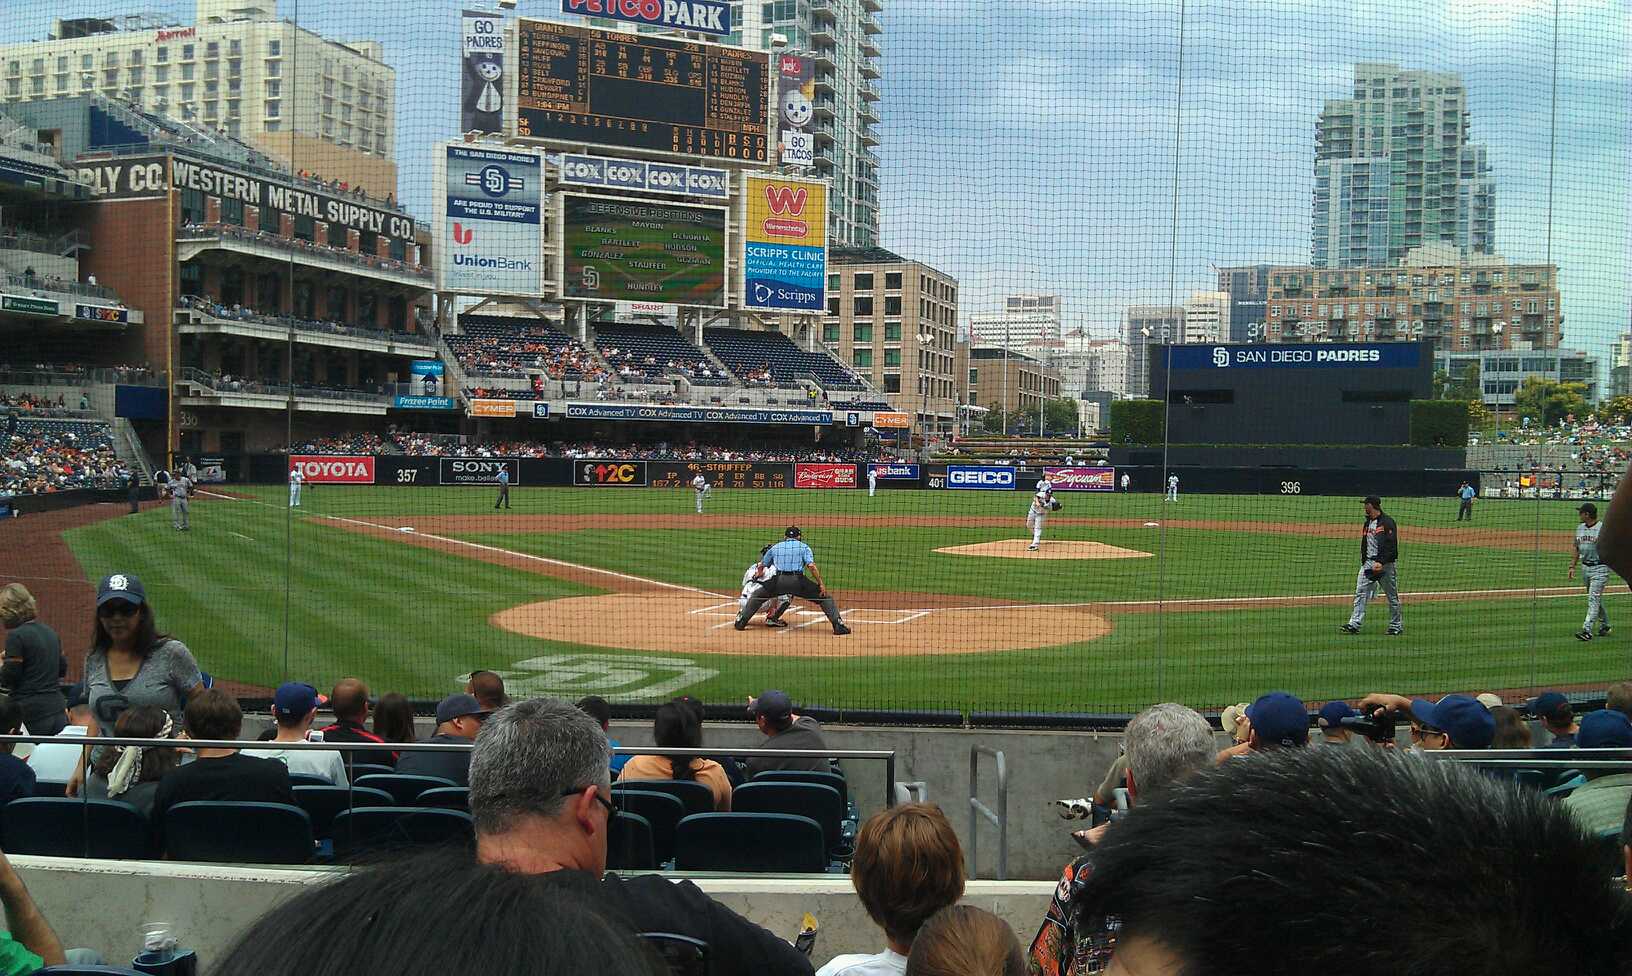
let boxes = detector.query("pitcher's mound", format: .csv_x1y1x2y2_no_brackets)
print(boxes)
936,540,1153,560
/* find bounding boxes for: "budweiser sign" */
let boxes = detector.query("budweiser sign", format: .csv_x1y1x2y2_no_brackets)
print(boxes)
291,455,376,484
795,463,858,489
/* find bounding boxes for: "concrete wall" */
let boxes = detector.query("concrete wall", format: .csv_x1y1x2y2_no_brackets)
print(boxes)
12,856,1051,966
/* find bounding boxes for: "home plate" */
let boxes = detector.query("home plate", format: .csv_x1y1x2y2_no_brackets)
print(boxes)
935,540,1153,560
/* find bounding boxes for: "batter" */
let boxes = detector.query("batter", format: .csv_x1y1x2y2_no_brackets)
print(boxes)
1568,502,1612,640
740,544,793,627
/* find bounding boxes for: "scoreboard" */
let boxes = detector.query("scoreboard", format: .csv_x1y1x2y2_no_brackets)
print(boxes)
516,20,769,163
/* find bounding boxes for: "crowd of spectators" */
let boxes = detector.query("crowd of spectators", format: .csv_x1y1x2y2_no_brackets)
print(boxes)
286,433,387,455
285,432,887,462
179,222,430,280
1,419,128,494
446,323,605,380
180,295,424,345
597,343,731,384
292,168,396,209
0,391,87,416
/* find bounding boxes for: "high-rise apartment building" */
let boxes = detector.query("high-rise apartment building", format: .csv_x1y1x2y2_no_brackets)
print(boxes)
1312,63,1495,268
1182,292,1230,344
1024,331,1126,401
969,294,1062,349
1123,305,1184,398
1217,264,1270,342
0,0,397,195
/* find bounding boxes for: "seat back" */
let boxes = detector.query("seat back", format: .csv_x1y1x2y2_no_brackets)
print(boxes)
613,779,714,817
612,789,685,865
3,798,152,859
751,769,846,797
1510,769,1546,790
32,781,68,798
286,773,333,789
292,785,393,838
732,782,844,855
163,801,313,864
415,787,470,811
674,813,826,873
356,774,457,806
608,812,657,871
639,933,708,976
348,762,396,779
331,807,474,859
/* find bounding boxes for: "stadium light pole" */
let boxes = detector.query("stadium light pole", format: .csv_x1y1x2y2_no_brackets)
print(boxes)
919,331,935,442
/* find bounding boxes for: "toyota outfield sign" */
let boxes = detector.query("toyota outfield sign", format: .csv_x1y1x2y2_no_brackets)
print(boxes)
291,455,376,484
439,458,522,485
945,466,1016,490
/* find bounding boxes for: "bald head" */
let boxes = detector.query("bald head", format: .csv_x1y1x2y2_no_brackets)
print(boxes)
330,678,370,722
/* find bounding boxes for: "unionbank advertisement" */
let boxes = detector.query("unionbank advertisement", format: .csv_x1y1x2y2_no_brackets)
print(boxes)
742,175,828,312
560,194,727,308
436,144,543,297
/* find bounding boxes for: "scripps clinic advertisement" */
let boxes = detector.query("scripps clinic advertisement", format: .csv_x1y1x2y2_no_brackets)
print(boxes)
742,175,827,312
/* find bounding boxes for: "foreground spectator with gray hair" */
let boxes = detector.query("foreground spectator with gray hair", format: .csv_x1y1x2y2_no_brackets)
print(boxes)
1028,703,1215,975
470,698,815,975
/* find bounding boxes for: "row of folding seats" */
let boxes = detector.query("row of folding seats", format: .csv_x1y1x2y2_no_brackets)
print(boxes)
591,323,719,377
701,328,865,389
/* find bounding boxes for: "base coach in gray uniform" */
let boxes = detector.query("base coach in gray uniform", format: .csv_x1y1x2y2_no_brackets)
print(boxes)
1341,495,1401,636
1568,502,1611,641
735,526,851,635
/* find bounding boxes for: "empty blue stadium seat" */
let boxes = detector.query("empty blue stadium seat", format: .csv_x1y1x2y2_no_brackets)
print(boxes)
613,779,714,817
592,323,724,381
348,762,396,779
610,789,685,865
703,328,866,389
674,813,827,873
292,785,393,839
415,787,470,811
331,807,474,859
608,812,657,871
286,773,333,789
3,798,153,859
356,774,458,806
732,782,847,856
162,801,314,864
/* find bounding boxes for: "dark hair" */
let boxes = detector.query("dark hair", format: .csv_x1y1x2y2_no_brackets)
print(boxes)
1490,706,1532,749
90,705,179,782
372,693,415,744
1363,495,1382,509
183,688,242,741
1543,702,1575,730
468,671,508,710
575,695,612,729
91,601,169,656
0,696,19,735
1072,749,1630,972
207,850,663,976
328,678,369,723
905,905,1025,976
653,701,701,782
852,804,965,947
672,695,705,728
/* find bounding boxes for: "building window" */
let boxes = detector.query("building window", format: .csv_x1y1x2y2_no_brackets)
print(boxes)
182,63,194,80
822,324,839,343
854,324,873,342
884,349,901,367
853,349,872,367
265,99,280,118
268,40,281,57
4,79,16,97
181,83,194,100
206,42,219,58
267,60,281,77
156,47,169,63
30,77,43,94
886,271,902,290
156,65,169,82
221,195,245,226
294,214,314,242
266,80,280,97
826,297,838,316
180,187,206,224
205,62,218,79
885,322,901,341
264,120,280,131
827,273,838,291
854,296,873,316
182,44,194,60
102,69,117,86
854,272,873,291
884,296,902,316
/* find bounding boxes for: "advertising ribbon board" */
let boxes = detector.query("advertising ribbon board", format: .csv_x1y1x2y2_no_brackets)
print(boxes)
573,460,649,487
470,398,518,418
794,463,857,489
649,462,791,490
290,455,376,484
75,304,128,323
871,411,911,429
558,155,729,201
870,463,920,481
742,174,828,313
564,403,832,425
1169,342,1423,370
1044,466,1117,491
438,144,543,297
440,458,521,485
945,465,1016,490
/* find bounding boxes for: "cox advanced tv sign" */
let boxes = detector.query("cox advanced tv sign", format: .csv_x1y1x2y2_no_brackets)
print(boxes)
945,465,1015,490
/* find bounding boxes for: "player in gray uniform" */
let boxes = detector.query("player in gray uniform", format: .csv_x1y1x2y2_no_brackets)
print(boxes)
1568,502,1611,640
1340,495,1401,636
169,473,194,531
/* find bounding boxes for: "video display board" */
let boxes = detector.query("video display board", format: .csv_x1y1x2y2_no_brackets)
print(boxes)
559,193,727,307
515,19,769,163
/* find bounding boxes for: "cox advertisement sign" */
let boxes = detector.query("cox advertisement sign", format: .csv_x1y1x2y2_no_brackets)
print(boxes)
795,463,857,489
440,458,521,485
436,144,543,297
575,460,648,487
742,175,827,312
290,455,376,484
1044,466,1117,491
870,463,920,481
946,465,1015,490
558,154,730,200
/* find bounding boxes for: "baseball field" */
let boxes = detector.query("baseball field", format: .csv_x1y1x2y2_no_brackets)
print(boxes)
26,485,1632,714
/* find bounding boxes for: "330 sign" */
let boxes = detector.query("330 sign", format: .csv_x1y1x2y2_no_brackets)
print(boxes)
575,460,648,487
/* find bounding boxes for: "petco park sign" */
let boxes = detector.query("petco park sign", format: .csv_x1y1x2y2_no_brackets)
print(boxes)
946,466,1015,490
291,456,376,484
560,0,731,36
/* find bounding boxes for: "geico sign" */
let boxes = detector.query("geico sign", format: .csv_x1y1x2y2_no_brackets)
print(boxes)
946,467,1015,489
291,456,375,484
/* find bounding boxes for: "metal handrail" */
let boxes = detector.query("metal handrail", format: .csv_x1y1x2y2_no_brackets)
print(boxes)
968,745,1008,880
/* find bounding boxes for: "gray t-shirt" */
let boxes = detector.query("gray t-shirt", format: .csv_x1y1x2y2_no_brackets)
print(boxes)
743,715,830,777
83,640,202,762
1364,518,1380,560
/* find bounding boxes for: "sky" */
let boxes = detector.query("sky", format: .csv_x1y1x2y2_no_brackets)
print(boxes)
5,0,1628,366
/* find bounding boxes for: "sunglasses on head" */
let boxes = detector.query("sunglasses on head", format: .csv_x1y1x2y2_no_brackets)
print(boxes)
98,602,140,618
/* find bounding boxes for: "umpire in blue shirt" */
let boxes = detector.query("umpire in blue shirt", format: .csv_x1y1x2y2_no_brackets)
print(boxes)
735,527,851,635
494,467,511,510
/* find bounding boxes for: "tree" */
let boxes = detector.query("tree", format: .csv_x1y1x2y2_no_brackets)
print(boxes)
1431,369,1451,400
1042,398,1081,436
1513,377,1589,428
980,402,1007,434
1467,400,1491,431
1597,395,1632,425
1448,362,1481,402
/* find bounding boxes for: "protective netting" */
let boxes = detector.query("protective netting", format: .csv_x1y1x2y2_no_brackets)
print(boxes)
1,0,1628,718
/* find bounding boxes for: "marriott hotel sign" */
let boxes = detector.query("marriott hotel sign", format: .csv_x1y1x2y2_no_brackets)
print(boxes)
75,153,415,239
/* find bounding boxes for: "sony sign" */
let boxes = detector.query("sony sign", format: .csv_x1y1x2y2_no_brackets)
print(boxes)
439,458,521,485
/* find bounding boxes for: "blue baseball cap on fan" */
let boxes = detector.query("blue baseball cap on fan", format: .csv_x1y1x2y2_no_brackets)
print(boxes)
1576,709,1632,749
96,573,146,607
273,682,322,719
1247,692,1308,747
1317,700,1357,730
1409,694,1495,749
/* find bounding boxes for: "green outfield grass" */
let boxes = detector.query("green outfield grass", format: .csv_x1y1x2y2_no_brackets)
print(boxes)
56,485,1632,713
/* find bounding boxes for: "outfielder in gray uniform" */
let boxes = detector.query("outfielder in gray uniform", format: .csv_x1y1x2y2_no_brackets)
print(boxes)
1340,495,1401,635
169,475,194,531
1568,502,1611,641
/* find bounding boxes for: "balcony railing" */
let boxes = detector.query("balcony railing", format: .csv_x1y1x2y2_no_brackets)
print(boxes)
178,223,431,282
180,366,391,404
178,295,435,348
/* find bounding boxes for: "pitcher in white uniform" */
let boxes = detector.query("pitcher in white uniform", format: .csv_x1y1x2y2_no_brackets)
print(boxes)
1026,478,1055,551
691,474,710,513
288,466,304,507
1568,502,1612,640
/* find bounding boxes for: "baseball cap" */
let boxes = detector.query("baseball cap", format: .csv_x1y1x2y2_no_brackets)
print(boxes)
1409,694,1496,748
96,573,146,607
1526,691,1571,722
434,693,492,725
1363,495,1382,508
748,690,793,721
1578,503,1598,517
1575,709,1632,749
273,682,322,719
1316,700,1357,730
1246,692,1309,747
1475,693,1504,710
784,526,802,539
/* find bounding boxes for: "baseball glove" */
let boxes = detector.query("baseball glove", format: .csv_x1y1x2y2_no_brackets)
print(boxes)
1050,499,1062,511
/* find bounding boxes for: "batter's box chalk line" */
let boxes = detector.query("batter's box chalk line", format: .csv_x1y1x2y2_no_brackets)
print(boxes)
697,603,927,625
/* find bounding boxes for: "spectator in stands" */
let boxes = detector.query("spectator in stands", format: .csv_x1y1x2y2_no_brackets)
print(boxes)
575,695,629,775
395,693,490,786
0,583,66,736
1049,749,1628,974
1560,709,1632,834
1358,691,1495,749
370,691,416,760
245,683,348,786
0,846,104,971
1312,700,1363,750
819,804,965,976
208,850,665,976
85,705,179,820
618,701,732,811
674,695,744,787
318,678,391,768
1529,691,1579,746
1213,701,1252,763
743,690,829,777
906,906,1024,976
1029,703,1215,975
70,574,203,797
0,698,35,806
469,698,816,975
1222,692,1307,757
466,670,509,711
1609,681,1632,720
26,699,92,786
152,689,296,836
1490,705,1533,749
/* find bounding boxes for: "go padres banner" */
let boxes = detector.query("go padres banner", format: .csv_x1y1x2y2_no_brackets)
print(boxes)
742,175,827,312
